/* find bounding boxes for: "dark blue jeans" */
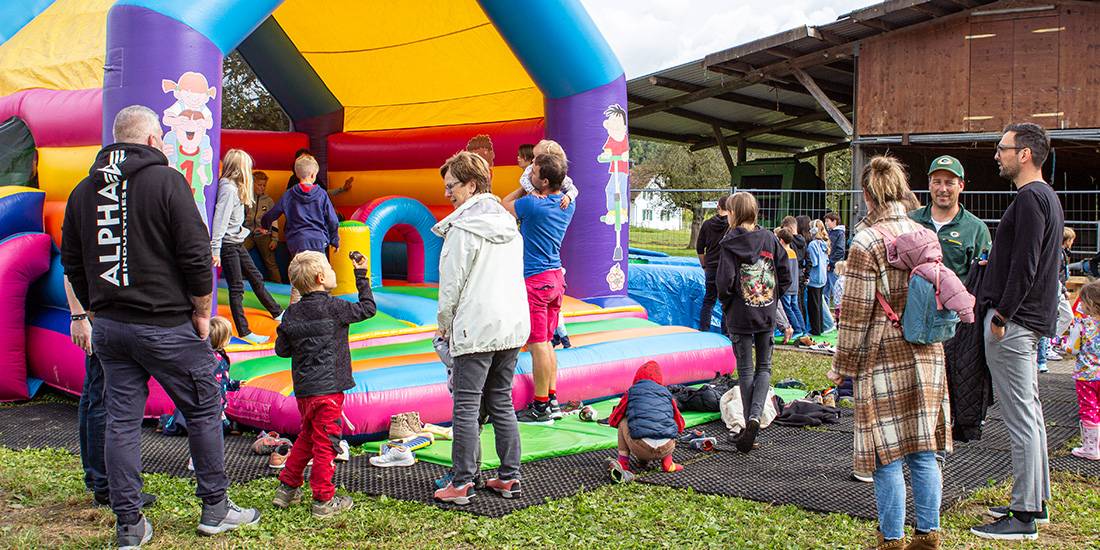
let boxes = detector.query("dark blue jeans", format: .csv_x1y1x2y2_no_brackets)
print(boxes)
699,269,719,332
92,317,228,524
78,354,108,494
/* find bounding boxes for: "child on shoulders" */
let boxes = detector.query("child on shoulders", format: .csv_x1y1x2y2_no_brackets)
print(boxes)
270,251,376,517
518,140,578,209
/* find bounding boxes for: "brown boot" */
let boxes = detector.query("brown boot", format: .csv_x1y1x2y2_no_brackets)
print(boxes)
872,531,906,550
904,531,940,550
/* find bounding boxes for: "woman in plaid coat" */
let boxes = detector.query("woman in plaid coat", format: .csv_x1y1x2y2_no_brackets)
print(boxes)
828,156,951,550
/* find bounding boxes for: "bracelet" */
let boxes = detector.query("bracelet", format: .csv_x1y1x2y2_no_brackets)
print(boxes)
71,313,88,321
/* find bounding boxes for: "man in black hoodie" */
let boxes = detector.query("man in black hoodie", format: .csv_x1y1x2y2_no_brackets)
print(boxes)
695,196,729,332
61,105,260,547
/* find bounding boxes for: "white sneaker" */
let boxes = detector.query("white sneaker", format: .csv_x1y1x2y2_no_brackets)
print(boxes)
369,445,415,467
187,456,194,471
274,311,284,322
242,332,269,345
334,440,350,462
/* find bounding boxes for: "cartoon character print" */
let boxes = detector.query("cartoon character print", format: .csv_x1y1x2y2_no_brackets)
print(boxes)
597,104,630,288
161,72,216,226
739,252,776,308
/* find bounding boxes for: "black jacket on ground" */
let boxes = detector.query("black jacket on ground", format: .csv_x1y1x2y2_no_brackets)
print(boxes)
61,143,212,327
717,226,792,334
275,270,376,398
695,214,728,271
947,256,994,442
976,181,1064,336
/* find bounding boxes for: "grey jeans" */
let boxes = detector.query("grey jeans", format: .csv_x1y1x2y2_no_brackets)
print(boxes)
92,317,228,523
451,348,522,486
983,310,1051,512
732,330,774,422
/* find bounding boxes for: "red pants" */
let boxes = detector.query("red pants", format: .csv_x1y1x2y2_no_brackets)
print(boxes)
278,393,344,501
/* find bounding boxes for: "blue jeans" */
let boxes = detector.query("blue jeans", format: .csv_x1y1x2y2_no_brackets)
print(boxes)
1037,336,1050,367
823,301,835,333
78,354,108,494
873,451,942,540
780,294,805,336
825,270,838,308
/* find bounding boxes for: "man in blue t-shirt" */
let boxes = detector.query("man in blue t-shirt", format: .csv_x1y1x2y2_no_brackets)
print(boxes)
503,153,575,424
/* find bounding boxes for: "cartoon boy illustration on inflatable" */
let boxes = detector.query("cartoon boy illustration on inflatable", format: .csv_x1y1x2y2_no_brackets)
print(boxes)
161,72,216,226
162,109,214,226
597,104,629,265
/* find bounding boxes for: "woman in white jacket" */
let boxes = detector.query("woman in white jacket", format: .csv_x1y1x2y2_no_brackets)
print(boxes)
432,151,529,505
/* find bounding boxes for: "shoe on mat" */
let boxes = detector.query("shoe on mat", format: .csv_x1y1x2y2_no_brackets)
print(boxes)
116,514,153,549
251,431,290,455
549,398,564,420
197,498,261,536
1046,351,1063,361
516,403,554,425
271,483,301,509
95,491,157,509
987,503,1049,524
369,445,415,468
268,444,291,469
1037,363,1050,373
970,515,1038,541
312,495,353,518
334,440,351,462
607,457,635,483
485,478,521,499
850,471,874,483
736,418,760,453
433,470,484,490
241,332,269,345
434,482,475,505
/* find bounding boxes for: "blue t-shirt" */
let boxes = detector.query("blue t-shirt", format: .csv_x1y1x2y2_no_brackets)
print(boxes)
514,193,575,278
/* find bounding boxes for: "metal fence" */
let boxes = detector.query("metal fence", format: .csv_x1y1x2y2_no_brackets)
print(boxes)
628,187,1100,257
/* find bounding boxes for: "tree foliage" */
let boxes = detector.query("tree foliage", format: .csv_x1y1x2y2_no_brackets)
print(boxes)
221,51,290,131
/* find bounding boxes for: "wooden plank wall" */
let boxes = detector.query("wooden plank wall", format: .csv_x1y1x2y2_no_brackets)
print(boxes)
857,1,1100,135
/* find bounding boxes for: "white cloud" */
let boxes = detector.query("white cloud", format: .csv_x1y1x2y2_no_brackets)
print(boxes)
578,0,881,77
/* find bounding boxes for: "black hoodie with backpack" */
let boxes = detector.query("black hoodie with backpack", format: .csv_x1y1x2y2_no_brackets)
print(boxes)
717,226,792,334
60,143,212,327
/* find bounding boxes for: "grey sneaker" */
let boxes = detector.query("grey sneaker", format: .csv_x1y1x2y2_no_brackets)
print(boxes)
987,504,1049,524
971,515,1038,540
271,483,301,509
197,498,261,536
117,515,153,549
312,495,353,518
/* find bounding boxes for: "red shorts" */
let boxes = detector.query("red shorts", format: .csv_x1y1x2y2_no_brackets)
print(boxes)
526,269,566,344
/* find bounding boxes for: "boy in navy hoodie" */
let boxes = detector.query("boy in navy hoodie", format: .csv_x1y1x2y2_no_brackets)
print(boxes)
607,361,686,481
261,155,340,302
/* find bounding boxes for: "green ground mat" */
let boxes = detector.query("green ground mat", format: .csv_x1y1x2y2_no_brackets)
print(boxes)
374,286,439,300
774,329,838,347
361,387,808,469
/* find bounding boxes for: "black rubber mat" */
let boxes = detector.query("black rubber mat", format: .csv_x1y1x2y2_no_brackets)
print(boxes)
1050,455,1100,479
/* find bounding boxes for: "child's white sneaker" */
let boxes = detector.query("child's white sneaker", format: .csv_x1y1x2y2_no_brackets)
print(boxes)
334,440,350,462
242,333,269,345
369,445,415,467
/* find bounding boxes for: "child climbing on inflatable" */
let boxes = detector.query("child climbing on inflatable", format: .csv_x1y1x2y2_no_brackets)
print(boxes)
271,251,375,518
607,361,686,482
519,140,578,209
211,149,284,344
1062,280,1100,460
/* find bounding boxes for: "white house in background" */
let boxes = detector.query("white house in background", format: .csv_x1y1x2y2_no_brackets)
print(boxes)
630,180,683,230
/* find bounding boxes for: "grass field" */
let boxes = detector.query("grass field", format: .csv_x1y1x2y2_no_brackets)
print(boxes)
1,351,1097,549
629,225,696,257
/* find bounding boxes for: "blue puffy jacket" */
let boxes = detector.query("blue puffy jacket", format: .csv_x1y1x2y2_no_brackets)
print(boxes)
624,379,680,440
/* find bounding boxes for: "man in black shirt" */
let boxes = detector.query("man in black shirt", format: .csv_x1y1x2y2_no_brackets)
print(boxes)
696,195,729,332
971,123,1062,541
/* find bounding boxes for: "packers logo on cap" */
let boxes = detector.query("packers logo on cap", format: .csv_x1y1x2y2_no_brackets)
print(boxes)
937,158,953,165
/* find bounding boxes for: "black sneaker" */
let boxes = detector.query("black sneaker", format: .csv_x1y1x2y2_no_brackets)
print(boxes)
560,334,572,349
736,418,760,453
970,516,1038,540
116,515,153,549
988,504,1049,525
94,491,157,508
516,403,554,425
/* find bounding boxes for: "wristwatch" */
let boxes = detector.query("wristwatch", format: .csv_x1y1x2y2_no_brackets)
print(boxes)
71,313,88,321
991,313,1006,328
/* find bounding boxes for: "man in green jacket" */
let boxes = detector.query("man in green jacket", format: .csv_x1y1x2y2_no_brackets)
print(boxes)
909,155,991,278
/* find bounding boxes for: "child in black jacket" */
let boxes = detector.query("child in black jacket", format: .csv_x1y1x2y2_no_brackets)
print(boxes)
271,251,375,518
717,193,791,453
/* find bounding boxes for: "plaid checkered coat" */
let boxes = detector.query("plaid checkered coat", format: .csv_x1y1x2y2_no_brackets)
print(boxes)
833,201,952,473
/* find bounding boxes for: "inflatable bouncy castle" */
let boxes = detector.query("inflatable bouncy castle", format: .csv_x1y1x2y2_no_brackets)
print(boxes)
1,0,733,436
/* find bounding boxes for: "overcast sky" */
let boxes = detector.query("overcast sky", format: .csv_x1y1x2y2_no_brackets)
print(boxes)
578,0,881,78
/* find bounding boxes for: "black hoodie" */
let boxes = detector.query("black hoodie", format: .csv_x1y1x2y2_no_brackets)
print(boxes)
695,214,729,271
61,143,212,327
716,226,792,334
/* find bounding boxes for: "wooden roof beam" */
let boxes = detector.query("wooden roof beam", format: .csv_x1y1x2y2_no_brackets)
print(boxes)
648,76,816,116
631,127,804,154
793,142,852,159
852,18,897,32
812,27,848,46
791,68,853,136
687,110,850,152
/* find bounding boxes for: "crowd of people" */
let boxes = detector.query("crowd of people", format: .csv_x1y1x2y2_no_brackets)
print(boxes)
55,103,1097,549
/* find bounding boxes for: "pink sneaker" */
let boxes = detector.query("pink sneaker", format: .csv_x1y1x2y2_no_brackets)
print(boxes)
433,482,475,505
485,478,521,499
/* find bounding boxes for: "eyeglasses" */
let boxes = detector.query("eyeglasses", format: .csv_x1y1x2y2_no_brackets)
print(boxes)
995,144,1025,153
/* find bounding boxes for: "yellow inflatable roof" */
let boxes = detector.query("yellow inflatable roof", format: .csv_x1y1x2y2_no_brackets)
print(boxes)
0,0,543,130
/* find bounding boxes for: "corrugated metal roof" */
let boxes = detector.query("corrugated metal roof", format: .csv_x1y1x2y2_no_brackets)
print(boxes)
628,0,1000,156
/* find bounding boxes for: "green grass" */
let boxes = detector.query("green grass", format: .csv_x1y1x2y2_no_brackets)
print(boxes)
2,351,1098,548
629,225,695,257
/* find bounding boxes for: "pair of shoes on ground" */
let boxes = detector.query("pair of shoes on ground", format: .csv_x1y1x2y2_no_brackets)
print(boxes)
433,478,520,505
118,498,260,548
271,483,354,518
735,418,760,453
970,504,1048,541
369,443,416,467
873,530,940,549
516,401,555,425
266,439,351,469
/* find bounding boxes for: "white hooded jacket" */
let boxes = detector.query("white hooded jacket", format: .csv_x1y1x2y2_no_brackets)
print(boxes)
432,193,530,357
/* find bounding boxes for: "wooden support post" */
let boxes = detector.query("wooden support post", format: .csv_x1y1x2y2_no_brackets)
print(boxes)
736,139,748,164
817,153,826,181
792,68,854,136
712,123,737,176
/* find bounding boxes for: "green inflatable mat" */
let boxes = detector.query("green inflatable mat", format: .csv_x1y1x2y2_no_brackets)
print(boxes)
216,287,415,336
360,387,808,469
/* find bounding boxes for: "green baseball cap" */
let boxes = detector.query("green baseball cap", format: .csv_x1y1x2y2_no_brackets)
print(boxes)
928,155,964,179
